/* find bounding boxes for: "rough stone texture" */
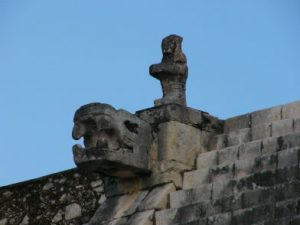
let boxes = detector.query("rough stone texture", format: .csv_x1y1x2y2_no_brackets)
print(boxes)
183,168,210,190
282,100,300,119
197,150,218,169
149,34,188,106
85,191,148,225
127,210,154,225
157,121,204,168
72,103,152,178
2,35,300,225
272,118,294,137
238,140,261,160
223,114,251,133
170,183,212,208
139,183,176,210
251,106,282,126
0,168,104,225
218,146,239,166
252,123,271,140
136,104,223,132
65,203,82,220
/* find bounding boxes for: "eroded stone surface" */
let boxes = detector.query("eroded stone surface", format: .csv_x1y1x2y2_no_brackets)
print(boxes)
65,203,82,220
0,168,104,225
72,103,152,178
149,35,188,106
127,210,154,225
139,183,176,211
86,191,148,225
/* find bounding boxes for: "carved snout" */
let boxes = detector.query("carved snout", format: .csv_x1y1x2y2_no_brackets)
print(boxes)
72,123,85,140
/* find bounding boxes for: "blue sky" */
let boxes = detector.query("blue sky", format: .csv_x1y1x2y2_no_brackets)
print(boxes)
1,1,300,186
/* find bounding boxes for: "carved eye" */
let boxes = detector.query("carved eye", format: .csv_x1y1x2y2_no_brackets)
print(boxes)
124,120,138,134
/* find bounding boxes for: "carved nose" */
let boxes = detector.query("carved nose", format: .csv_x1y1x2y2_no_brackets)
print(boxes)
72,124,84,140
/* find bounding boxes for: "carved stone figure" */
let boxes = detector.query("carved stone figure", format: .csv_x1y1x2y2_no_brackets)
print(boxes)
72,103,152,178
150,34,188,106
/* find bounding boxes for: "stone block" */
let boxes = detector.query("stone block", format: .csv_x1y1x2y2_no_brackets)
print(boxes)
238,140,261,161
207,212,231,225
264,217,291,225
232,204,273,225
212,182,233,201
170,183,212,208
224,114,251,133
278,133,300,150
157,121,203,167
282,100,300,119
127,210,154,225
260,153,277,171
139,183,176,211
155,202,213,225
108,218,128,225
275,165,300,184
262,137,278,155
294,118,300,133
183,218,207,225
197,150,218,169
234,159,257,179
210,164,234,183
136,104,223,132
213,134,228,150
227,128,251,146
272,118,294,137
251,105,282,126
252,123,271,141
242,189,273,209
275,199,299,219
277,147,300,168
104,170,182,198
220,195,243,212
273,181,300,202
144,170,183,189
183,168,210,189
218,146,239,166
65,203,82,220
86,191,148,224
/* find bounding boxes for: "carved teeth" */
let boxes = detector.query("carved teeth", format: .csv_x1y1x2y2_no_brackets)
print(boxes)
72,144,84,151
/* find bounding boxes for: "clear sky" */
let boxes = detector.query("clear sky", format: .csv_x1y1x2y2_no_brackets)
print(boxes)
1,1,300,186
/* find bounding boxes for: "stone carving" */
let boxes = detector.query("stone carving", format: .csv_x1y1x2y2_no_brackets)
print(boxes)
72,103,152,178
150,34,188,106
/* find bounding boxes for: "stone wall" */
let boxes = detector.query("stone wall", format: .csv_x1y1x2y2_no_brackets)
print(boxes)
0,169,105,225
1,101,300,225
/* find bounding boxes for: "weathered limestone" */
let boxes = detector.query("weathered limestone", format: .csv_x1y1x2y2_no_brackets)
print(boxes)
127,210,154,225
139,183,176,211
136,104,223,132
252,123,271,140
282,100,300,119
72,103,152,178
3,34,300,225
65,203,82,220
251,106,282,126
149,35,188,106
224,114,251,133
272,118,294,137
85,191,148,225
157,121,203,168
0,169,105,225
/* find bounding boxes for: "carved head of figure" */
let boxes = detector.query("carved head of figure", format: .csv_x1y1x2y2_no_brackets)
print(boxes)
72,103,122,150
161,34,186,64
72,103,152,177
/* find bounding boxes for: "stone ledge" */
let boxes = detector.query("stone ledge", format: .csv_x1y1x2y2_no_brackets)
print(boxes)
136,104,223,132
